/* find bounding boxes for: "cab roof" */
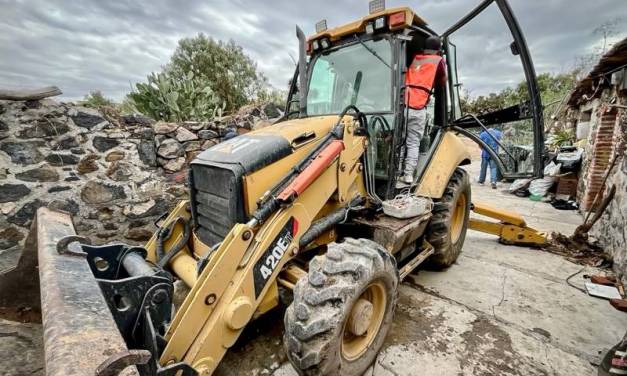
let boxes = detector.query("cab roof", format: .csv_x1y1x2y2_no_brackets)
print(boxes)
307,7,428,42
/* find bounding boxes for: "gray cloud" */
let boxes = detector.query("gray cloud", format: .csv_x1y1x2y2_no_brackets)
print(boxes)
0,0,625,101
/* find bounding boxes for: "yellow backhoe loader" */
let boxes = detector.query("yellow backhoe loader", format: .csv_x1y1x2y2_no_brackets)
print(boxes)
0,1,548,375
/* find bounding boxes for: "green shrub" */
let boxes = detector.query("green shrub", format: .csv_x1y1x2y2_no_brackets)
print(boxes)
81,90,115,109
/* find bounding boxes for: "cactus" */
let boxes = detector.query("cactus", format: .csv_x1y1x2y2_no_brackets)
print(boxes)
128,71,224,122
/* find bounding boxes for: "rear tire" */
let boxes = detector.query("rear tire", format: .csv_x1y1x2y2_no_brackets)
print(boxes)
426,168,471,269
284,238,398,375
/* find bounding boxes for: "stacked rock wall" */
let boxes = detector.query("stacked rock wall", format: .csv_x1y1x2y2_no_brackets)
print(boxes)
0,99,280,269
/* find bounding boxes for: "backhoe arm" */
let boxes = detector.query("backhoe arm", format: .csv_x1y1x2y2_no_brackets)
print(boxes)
469,201,547,246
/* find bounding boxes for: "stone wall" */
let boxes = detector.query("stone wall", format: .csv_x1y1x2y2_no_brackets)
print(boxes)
0,98,280,269
590,106,626,281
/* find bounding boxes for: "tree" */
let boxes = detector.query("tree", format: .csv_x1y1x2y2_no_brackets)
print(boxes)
81,90,115,109
168,34,266,112
460,71,578,118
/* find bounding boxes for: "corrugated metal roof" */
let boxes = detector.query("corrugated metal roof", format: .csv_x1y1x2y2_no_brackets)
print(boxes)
567,37,627,106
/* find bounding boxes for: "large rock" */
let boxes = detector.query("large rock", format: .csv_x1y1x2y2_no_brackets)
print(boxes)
122,114,154,127
105,150,125,162
45,153,80,166
138,127,155,140
49,198,80,215
54,135,79,149
92,136,120,152
183,140,202,152
8,199,46,226
77,154,100,174
202,139,218,150
198,130,219,140
15,165,59,182
18,118,70,138
0,184,31,203
81,181,127,204
0,141,43,165
123,199,169,219
0,119,8,139
158,157,186,172
138,140,157,167
48,186,72,193
154,121,179,134
106,161,132,181
174,126,198,142
0,226,24,250
157,139,184,159
71,109,107,129
125,227,154,241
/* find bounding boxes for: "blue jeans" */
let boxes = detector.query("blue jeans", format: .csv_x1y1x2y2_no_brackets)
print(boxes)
479,157,497,184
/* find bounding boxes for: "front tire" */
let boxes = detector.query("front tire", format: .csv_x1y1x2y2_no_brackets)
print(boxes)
284,238,398,375
426,168,471,269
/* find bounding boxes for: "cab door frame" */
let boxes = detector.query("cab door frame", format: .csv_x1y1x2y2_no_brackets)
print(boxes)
442,0,545,178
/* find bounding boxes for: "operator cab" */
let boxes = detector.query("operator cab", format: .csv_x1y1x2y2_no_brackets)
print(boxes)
284,4,449,199
283,0,546,200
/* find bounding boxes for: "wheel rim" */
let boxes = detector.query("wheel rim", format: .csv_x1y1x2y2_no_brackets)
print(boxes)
341,281,387,361
451,192,467,244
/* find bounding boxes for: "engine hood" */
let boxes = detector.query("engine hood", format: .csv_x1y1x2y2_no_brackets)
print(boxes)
192,115,338,174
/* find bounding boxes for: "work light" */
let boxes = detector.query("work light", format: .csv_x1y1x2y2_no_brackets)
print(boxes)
374,16,386,29
365,22,375,35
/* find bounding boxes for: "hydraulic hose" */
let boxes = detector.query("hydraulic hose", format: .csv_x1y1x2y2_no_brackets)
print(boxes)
156,217,191,270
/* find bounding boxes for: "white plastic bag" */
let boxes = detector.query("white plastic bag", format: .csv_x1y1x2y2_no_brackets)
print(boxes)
528,177,555,196
543,161,562,176
508,178,532,193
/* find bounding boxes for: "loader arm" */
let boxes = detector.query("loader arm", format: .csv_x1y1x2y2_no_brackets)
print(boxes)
153,117,366,374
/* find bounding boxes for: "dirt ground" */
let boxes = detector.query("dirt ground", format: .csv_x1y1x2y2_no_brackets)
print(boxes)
2,158,626,376
219,159,627,376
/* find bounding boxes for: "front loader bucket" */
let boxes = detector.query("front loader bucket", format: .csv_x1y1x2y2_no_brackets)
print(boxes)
0,208,146,375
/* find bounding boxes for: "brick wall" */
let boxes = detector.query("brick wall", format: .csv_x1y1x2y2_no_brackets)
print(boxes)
590,106,626,281
580,108,618,211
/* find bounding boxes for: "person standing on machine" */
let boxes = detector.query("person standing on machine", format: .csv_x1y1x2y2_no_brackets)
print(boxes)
398,36,447,187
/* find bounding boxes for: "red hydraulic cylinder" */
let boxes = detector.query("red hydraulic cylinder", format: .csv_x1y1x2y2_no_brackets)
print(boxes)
277,140,345,202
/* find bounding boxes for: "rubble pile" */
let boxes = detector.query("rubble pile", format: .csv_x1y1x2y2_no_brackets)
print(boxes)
0,99,281,268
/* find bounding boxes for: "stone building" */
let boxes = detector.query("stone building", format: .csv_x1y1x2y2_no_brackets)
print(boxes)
565,37,627,279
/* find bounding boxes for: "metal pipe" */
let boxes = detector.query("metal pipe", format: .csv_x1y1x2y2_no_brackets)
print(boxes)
296,25,308,117
277,278,295,290
170,251,198,288
122,252,155,277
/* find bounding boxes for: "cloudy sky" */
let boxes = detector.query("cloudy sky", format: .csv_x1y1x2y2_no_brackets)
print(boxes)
1,0,625,101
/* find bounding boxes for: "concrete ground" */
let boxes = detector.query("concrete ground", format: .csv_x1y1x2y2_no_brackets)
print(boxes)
2,160,626,375
216,160,627,376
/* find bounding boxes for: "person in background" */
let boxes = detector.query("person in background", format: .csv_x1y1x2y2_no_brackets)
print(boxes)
397,36,447,187
478,126,502,189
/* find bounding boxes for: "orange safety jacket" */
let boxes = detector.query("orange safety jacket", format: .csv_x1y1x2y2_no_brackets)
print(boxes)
405,54,446,110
